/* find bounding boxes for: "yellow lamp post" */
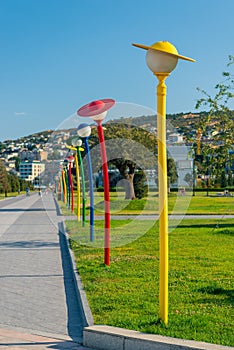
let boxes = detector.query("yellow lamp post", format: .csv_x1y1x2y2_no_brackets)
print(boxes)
66,139,84,221
132,40,195,325
62,168,67,204
67,144,81,221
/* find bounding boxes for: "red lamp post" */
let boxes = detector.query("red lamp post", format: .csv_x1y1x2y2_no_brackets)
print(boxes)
77,99,115,266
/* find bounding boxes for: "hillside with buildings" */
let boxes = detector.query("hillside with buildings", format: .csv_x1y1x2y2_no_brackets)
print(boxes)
0,111,233,190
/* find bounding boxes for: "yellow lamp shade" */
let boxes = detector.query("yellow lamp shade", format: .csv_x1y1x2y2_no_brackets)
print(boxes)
132,41,195,61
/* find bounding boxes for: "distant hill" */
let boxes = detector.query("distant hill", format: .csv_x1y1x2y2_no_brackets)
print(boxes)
2,110,233,147
106,111,205,139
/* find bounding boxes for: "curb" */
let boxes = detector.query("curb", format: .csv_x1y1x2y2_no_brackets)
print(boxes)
83,325,234,350
59,218,94,328
54,197,94,329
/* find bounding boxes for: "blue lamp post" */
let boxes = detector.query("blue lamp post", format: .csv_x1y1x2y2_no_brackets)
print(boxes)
77,123,94,242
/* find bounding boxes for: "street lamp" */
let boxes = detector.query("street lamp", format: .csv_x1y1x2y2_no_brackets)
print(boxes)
59,170,64,202
67,155,75,213
133,40,195,325
63,159,69,207
77,123,94,242
75,139,86,226
61,168,66,204
77,98,115,266
66,145,80,219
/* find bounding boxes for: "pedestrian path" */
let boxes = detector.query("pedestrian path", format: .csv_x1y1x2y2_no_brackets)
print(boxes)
0,192,92,349
0,325,92,349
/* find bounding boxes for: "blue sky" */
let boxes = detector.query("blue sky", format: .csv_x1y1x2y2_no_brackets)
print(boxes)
1,0,234,141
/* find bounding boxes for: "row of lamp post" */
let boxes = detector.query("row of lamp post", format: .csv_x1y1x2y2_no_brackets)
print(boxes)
58,39,194,325
59,99,115,266
61,141,86,225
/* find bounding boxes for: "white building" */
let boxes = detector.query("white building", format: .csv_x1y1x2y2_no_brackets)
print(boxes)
168,133,184,144
19,161,45,181
168,145,193,187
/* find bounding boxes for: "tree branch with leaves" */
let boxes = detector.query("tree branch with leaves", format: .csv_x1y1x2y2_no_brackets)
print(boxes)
195,56,234,186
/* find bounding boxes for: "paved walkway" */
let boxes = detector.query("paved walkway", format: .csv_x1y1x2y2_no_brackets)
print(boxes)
0,193,92,349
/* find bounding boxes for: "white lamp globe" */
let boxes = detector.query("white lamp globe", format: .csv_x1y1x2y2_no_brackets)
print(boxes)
77,123,91,138
146,49,178,73
72,138,82,147
91,111,107,122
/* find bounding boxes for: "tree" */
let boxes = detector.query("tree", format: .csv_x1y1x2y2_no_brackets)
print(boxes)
15,157,21,172
8,156,21,171
167,158,178,190
88,123,158,199
220,170,227,188
8,173,20,192
196,56,234,184
133,169,148,199
19,178,33,191
227,170,233,186
48,150,61,160
0,142,5,152
0,160,10,196
86,122,177,199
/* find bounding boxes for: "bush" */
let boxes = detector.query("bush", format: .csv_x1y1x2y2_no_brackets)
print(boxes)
134,170,148,199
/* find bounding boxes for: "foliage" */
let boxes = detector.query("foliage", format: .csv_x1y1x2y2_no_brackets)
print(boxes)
8,173,20,192
8,156,21,171
220,170,227,188
184,173,193,187
167,158,178,188
86,123,176,199
227,170,233,186
19,178,33,191
0,142,6,152
0,160,10,195
0,160,32,195
195,55,234,184
48,149,61,160
133,169,148,199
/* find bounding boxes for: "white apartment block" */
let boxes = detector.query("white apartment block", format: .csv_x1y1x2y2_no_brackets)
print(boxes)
19,161,45,181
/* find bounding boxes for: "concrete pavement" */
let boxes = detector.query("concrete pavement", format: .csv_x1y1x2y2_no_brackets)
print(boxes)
0,192,92,349
0,325,91,349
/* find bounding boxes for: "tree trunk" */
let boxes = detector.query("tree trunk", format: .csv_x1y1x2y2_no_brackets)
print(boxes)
116,162,136,200
125,172,136,200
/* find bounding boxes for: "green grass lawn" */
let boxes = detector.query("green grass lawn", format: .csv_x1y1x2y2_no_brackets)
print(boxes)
0,191,22,200
59,190,234,216
67,218,234,346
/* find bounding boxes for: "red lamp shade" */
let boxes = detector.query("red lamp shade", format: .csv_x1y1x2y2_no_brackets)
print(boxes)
77,98,115,118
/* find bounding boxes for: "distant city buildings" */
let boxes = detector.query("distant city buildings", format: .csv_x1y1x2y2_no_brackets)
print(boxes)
19,161,45,182
0,129,70,180
168,133,184,144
